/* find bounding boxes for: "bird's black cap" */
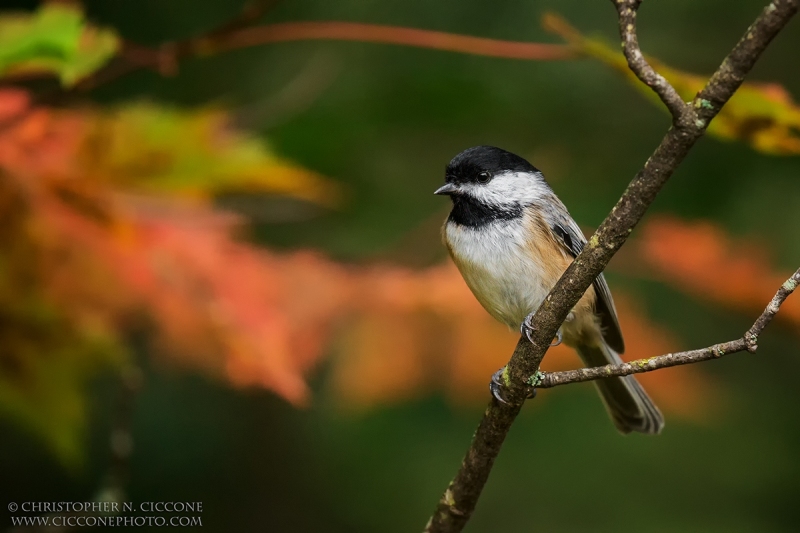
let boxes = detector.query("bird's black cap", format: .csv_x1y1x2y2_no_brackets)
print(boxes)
445,145,540,184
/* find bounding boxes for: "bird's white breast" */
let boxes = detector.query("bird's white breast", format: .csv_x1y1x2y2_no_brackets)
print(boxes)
445,215,554,329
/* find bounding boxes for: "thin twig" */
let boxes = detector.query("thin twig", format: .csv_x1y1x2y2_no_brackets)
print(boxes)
425,1,799,532
69,22,573,95
201,0,280,39
101,364,143,503
538,269,800,389
614,0,689,121
69,0,282,92
203,21,573,61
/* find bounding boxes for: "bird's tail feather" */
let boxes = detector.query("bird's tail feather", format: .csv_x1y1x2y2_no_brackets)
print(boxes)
575,341,664,435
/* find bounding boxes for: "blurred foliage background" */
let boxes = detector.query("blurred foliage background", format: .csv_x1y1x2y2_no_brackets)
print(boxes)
1,0,800,532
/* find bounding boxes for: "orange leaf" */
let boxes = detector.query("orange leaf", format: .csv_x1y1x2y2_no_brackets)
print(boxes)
638,216,800,326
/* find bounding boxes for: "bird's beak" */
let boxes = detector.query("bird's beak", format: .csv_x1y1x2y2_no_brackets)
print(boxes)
434,183,459,196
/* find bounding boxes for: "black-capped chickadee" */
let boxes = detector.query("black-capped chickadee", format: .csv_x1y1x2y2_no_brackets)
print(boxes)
435,145,663,435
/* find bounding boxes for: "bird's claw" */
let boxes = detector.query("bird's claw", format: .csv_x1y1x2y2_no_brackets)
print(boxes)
551,328,563,347
520,313,536,343
490,368,509,404
520,313,563,347
490,367,536,404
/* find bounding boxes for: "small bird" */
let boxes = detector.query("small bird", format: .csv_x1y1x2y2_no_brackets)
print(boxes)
435,145,663,434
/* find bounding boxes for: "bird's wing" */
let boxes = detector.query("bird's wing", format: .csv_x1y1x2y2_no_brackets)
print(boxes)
549,214,625,354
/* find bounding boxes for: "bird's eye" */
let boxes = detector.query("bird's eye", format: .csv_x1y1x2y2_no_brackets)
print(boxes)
477,171,492,184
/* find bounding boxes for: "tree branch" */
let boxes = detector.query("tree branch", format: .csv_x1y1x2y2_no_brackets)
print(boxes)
538,269,800,389
72,0,282,91
201,0,281,39
199,21,573,61
614,0,689,121
69,21,573,94
425,1,798,532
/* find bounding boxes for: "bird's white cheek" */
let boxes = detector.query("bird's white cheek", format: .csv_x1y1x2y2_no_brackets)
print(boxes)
461,172,550,207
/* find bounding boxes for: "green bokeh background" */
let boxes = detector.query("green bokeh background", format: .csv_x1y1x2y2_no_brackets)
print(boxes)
2,1,800,531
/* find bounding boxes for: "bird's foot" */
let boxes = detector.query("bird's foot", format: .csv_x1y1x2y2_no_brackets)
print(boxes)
520,313,536,343
520,313,563,347
490,367,536,404
490,367,509,404
551,328,563,347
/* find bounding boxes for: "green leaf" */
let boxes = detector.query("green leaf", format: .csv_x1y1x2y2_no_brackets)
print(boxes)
0,4,119,86
0,284,125,466
84,103,341,206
